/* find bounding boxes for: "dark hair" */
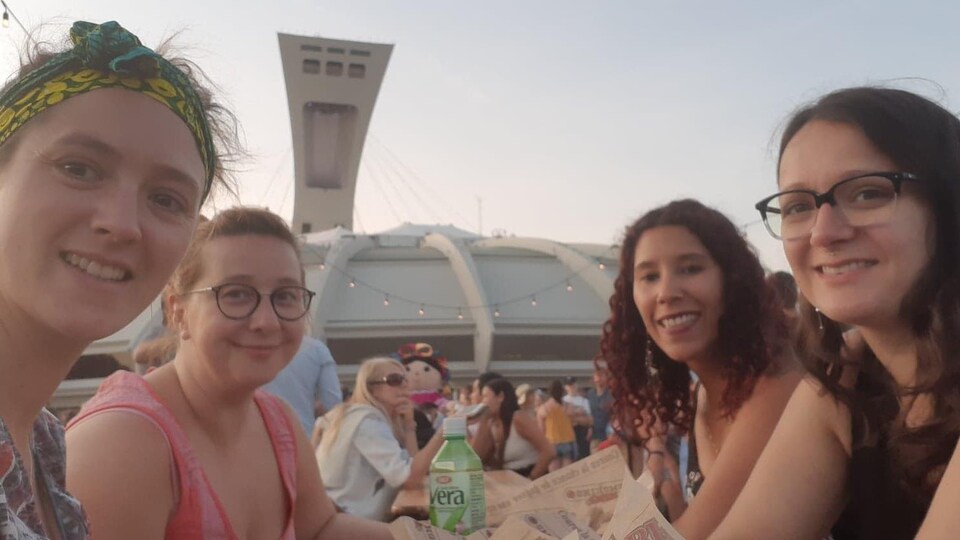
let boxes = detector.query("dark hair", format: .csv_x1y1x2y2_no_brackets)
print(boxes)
779,86,960,503
0,28,242,200
477,371,504,391
484,378,519,469
767,271,798,310
548,380,565,403
599,199,787,443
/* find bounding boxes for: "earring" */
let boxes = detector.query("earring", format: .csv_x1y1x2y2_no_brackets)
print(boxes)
814,308,825,331
645,338,660,383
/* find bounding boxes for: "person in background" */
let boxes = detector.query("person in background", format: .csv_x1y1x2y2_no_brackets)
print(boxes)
264,334,343,435
458,384,473,408
0,19,240,538
67,208,392,538
469,371,504,405
562,376,593,460
765,270,799,333
600,199,801,539
586,362,615,453
472,378,554,479
538,379,578,471
515,383,538,416
316,357,444,521
715,87,960,540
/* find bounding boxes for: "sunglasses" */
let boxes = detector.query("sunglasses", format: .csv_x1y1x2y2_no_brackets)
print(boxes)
368,373,407,388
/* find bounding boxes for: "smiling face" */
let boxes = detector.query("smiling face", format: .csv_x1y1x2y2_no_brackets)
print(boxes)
403,359,443,392
0,88,204,344
632,225,725,365
778,120,935,330
172,234,305,390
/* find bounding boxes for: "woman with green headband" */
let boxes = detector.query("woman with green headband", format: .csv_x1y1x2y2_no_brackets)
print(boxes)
0,20,237,539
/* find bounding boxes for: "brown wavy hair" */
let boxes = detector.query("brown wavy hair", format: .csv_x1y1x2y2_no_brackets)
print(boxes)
778,86,960,503
599,199,787,444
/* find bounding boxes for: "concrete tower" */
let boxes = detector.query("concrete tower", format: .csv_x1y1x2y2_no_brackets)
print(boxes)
278,33,393,233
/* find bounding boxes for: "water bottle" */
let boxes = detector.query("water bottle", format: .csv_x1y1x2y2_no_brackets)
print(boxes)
429,416,486,533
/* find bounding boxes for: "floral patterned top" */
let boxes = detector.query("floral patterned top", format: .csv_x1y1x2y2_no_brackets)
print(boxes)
0,409,88,539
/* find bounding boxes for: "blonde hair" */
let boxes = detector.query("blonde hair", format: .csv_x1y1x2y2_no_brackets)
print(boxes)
317,356,406,456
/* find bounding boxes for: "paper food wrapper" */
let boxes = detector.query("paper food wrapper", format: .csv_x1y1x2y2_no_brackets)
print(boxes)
389,446,683,540
486,446,625,531
601,470,683,540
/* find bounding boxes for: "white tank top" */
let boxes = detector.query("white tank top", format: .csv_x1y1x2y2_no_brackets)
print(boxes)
502,421,538,470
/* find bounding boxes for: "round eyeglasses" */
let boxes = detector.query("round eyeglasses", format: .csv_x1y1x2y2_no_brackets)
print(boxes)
754,172,919,240
368,373,408,388
183,283,315,321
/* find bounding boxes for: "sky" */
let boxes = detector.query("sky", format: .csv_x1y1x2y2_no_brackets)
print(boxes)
4,1,960,272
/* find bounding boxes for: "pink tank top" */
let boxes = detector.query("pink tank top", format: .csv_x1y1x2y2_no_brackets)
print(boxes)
68,371,297,540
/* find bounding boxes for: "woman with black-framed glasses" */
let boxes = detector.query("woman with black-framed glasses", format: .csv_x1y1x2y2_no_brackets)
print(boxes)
713,87,960,540
66,207,394,539
316,356,446,521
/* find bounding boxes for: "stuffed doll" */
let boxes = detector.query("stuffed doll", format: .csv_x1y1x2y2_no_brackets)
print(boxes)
395,342,450,447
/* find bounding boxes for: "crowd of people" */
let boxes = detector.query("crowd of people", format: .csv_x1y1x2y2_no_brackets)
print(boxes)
3,18,960,540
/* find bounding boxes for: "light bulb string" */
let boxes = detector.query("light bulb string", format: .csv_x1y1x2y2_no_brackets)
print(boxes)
1,1,38,47
320,258,608,312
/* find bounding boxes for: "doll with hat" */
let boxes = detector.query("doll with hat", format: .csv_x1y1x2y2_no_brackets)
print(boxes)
395,342,450,409
394,342,451,447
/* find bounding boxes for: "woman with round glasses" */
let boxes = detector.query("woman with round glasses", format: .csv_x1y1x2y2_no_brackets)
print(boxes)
0,19,240,538
713,87,960,540
66,208,393,538
600,199,800,539
316,356,446,521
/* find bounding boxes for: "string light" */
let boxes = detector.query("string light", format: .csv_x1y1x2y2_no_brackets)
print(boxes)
318,257,603,320
319,262,326,270
2,10,8,28
598,261,606,270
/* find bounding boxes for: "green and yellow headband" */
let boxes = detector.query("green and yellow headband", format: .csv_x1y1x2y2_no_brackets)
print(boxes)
0,21,216,202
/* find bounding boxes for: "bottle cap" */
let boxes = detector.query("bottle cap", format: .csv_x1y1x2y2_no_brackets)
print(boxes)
443,416,467,437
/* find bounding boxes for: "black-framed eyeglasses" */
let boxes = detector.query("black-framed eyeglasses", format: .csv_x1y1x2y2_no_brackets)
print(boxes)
754,172,919,240
183,283,315,321
368,373,407,388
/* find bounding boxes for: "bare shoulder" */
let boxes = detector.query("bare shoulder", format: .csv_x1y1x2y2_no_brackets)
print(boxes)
66,411,174,537
512,412,537,434
67,410,171,466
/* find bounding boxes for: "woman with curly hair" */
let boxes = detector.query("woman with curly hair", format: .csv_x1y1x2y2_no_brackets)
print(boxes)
714,87,960,540
599,199,801,539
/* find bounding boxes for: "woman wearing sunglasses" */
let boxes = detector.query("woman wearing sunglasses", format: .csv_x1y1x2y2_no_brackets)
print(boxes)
713,87,960,539
66,208,393,538
316,356,445,521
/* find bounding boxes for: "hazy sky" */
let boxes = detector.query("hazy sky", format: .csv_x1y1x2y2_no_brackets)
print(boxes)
5,1,960,271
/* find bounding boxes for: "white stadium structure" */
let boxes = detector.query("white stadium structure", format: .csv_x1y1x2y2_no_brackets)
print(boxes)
51,33,620,412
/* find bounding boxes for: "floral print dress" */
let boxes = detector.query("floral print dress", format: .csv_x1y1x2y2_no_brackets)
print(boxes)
0,410,88,539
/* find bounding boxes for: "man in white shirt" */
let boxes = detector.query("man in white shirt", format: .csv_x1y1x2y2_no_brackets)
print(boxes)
562,376,593,460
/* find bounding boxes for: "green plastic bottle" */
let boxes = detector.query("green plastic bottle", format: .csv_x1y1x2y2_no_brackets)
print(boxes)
429,416,486,534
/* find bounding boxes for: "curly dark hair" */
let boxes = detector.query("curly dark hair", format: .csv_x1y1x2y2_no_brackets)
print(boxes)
599,199,787,444
778,86,960,504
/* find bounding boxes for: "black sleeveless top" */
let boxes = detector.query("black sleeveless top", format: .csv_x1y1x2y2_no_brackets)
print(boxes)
685,382,704,500
830,367,930,539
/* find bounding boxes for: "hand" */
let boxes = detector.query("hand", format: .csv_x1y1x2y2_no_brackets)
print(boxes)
396,400,416,430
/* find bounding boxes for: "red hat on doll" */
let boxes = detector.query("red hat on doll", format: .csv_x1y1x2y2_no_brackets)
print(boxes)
395,342,450,382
